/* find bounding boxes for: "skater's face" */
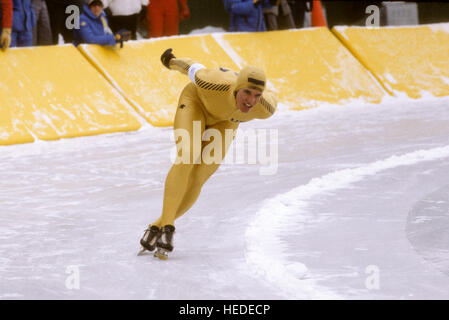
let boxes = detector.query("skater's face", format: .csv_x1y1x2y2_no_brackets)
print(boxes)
236,87,262,113
89,3,104,17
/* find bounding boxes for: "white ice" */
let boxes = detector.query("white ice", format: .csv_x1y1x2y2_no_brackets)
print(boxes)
1,95,449,299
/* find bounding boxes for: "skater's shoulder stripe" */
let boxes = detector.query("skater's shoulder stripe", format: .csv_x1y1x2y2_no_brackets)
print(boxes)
260,97,275,115
195,75,231,92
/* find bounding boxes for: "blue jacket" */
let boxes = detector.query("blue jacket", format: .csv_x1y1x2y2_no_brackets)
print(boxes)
12,0,36,32
223,0,270,32
73,4,116,46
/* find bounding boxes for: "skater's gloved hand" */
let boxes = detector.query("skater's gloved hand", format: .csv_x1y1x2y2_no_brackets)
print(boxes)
0,28,12,51
161,48,176,69
115,29,131,42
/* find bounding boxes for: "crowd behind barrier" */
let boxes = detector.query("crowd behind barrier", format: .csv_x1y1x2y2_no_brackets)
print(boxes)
0,0,304,50
1,1,446,51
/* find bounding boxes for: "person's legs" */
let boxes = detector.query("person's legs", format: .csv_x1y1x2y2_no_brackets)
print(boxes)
173,120,239,220
125,14,138,40
108,15,119,34
9,31,18,48
110,15,138,39
16,31,33,47
34,0,53,45
45,0,60,44
152,84,206,227
162,0,179,36
264,12,278,31
147,0,164,38
61,2,80,43
32,0,42,46
278,4,296,30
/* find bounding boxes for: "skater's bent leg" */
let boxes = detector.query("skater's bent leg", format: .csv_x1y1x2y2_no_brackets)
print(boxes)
152,84,206,227
174,121,239,220
152,162,195,227
173,163,220,220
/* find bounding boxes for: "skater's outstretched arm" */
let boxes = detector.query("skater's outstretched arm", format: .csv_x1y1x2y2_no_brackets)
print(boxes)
161,48,200,77
160,48,234,93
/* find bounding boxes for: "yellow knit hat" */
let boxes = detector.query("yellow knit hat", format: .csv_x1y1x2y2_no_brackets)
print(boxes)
234,66,266,93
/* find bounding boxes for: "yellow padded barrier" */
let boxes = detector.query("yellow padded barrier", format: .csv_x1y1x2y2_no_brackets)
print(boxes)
332,24,449,99
1,54,35,145
78,35,239,127
0,100,35,145
217,28,386,110
0,45,141,144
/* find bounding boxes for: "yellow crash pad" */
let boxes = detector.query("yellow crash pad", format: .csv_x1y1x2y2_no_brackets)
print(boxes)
216,28,386,110
0,100,35,145
333,24,449,98
0,52,35,145
0,45,141,143
78,35,239,127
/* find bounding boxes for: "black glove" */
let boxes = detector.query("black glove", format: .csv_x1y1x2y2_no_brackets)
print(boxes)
115,29,131,42
115,29,131,48
161,48,176,69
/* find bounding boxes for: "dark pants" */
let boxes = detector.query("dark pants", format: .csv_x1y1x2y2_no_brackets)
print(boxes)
32,0,53,46
264,5,296,31
45,0,83,44
11,30,33,47
109,14,139,40
287,0,310,28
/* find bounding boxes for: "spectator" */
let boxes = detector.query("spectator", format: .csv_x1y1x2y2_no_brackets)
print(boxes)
31,0,52,45
105,0,148,40
10,0,36,47
263,0,295,31
223,0,271,32
136,2,147,38
73,0,130,46
45,0,84,44
146,0,190,38
287,0,312,28
0,0,13,51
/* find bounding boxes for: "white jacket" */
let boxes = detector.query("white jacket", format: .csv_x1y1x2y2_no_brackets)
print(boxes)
104,0,149,16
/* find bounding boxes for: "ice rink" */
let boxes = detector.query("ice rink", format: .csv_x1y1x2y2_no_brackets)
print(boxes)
1,96,449,299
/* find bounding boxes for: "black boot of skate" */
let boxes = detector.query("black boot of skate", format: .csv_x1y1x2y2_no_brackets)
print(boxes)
154,225,175,260
138,225,161,255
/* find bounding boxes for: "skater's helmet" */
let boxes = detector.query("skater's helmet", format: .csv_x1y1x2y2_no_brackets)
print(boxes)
234,66,266,93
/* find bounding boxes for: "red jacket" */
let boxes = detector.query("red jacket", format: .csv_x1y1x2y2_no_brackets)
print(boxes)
1,0,13,28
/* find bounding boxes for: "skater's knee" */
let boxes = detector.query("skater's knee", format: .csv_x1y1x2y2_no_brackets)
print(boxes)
192,163,220,184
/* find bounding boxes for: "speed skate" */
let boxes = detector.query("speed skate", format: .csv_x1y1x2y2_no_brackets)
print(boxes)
137,246,170,260
138,225,175,260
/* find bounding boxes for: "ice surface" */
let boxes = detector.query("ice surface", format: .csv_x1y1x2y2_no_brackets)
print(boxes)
1,96,449,299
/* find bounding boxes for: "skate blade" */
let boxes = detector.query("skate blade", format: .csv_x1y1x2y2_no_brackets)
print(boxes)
154,248,169,260
137,246,149,256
